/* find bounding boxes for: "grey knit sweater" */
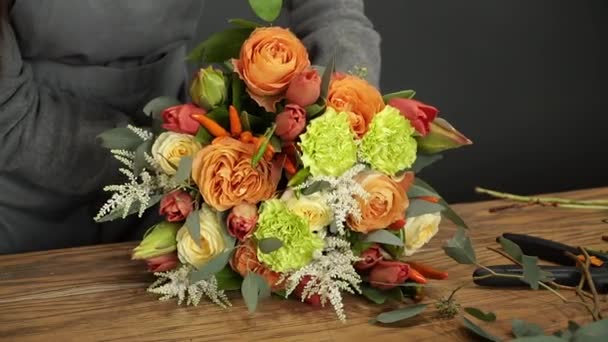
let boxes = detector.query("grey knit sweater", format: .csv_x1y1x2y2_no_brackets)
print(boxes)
0,0,381,253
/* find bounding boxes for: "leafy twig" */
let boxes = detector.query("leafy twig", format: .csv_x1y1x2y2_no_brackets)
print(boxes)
476,187,608,211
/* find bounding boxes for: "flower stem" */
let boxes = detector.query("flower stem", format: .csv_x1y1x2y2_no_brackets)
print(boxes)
475,187,608,210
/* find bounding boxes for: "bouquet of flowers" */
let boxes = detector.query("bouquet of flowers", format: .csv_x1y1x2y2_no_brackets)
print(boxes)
95,0,471,321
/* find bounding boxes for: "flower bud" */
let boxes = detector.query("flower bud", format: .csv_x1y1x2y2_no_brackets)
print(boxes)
275,104,307,142
388,98,438,136
226,203,259,241
161,104,205,135
285,68,321,107
416,118,472,154
159,190,194,222
189,66,227,110
145,253,179,272
369,260,411,290
293,275,322,307
354,244,383,271
132,221,180,260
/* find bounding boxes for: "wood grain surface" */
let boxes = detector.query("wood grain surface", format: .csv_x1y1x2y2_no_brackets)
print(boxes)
1,188,608,341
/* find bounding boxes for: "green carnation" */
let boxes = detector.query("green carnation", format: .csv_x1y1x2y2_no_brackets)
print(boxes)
299,107,358,177
360,105,418,175
254,200,324,272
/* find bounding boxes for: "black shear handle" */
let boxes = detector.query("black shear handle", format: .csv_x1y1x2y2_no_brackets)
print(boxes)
500,233,581,266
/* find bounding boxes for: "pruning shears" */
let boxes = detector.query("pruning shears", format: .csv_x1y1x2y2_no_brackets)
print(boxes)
473,233,608,293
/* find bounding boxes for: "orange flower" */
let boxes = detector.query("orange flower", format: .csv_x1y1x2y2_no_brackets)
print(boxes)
327,73,385,137
233,27,310,112
230,240,284,290
191,137,278,211
347,171,410,233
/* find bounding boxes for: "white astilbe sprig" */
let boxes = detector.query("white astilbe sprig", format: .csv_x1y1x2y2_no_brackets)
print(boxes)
127,124,154,141
94,149,162,221
148,265,231,308
294,163,368,235
285,237,362,322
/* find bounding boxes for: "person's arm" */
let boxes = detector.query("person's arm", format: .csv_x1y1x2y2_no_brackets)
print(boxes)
286,0,382,86
0,19,127,196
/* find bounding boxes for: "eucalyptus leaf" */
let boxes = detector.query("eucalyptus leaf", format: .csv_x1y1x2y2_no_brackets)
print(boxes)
187,28,253,64
364,230,404,247
382,89,416,102
185,210,201,246
439,199,470,230
464,307,496,322
554,320,580,340
248,0,282,22
361,285,388,305
522,255,550,290
406,199,445,218
216,209,236,247
413,177,440,194
512,319,545,338
499,237,523,263
320,54,336,100
133,140,153,175
511,337,563,342
215,266,243,291
411,154,443,173
173,156,193,184
463,317,502,342
97,127,143,150
443,227,477,264
407,184,440,198
374,304,427,324
228,18,264,29
301,180,331,196
329,220,338,234
189,249,234,283
258,237,283,254
241,272,271,313
194,126,213,145
142,96,181,117
573,318,608,341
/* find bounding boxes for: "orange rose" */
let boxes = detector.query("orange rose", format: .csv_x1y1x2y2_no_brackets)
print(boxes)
191,137,278,211
347,171,411,233
230,240,284,290
327,73,385,137
233,27,310,112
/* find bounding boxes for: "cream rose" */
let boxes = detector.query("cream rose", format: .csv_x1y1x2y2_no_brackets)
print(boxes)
285,192,333,232
176,205,226,268
402,212,441,256
151,132,202,175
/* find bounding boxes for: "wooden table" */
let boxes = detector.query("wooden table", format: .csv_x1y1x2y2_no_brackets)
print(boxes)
1,188,608,341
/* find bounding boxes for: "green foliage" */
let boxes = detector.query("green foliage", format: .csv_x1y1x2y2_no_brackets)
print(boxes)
499,237,524,263
251,124,276,167
248,0,282,22
241,272,271,313
215,266,243,291
382,89,416,102
372,304,427,324
512,319,544,338
258,237,283,254
465,307,497,322
522,255,551,290
194,126,213,145
407,184,440,199
301,180,331,196
364,230,404,247
97,127,144,150
189,249,235,283
228,18,264,29
411,154,443,173
173,156,193,184
463,317,502,342
142,96,181,117
133,140,153,175
406,199,446,218
443,227,477,264
187,28,253,64
185,210,201,247
320,55,336,100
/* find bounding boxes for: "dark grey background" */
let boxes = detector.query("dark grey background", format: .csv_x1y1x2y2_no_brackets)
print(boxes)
197,0,608,203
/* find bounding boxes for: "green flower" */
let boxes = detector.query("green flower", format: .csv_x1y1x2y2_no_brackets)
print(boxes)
254,200,324,272
189,66,227,110
360,105,418,175
299,107,358,177
132,221,180,260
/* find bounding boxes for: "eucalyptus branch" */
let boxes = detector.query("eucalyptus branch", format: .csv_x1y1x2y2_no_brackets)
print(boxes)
565,249,603,320
475,187,608,211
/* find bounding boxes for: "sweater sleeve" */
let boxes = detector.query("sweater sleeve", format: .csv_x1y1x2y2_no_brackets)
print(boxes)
0,19,128,197
286,0,382,86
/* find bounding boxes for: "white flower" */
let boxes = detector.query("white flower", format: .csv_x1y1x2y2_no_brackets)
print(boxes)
285,192,333,232
151,132,202,175
402,212,441,256
176,205,226,268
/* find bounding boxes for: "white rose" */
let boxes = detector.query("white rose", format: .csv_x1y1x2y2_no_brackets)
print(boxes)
285,192,333,232
151,132,202,175
402,212,441,256
176,205,226,268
